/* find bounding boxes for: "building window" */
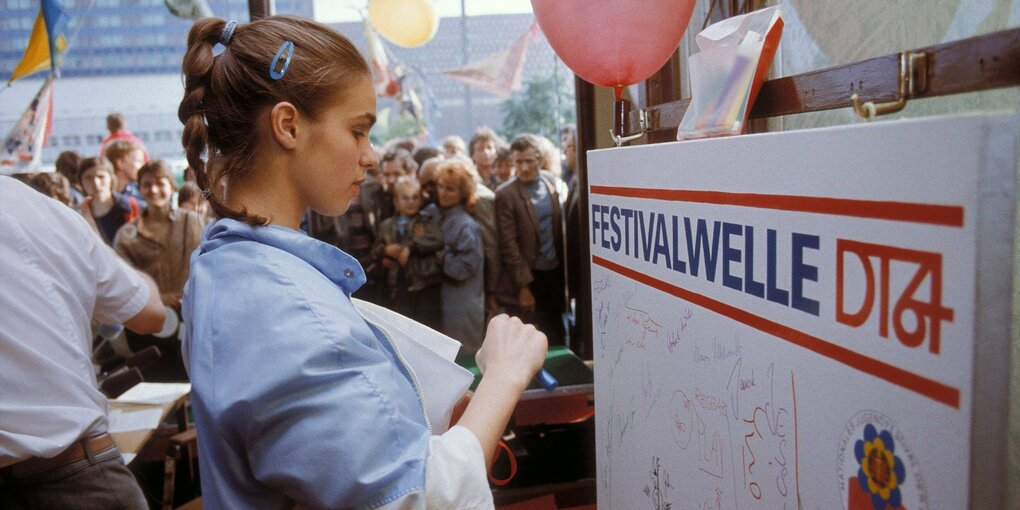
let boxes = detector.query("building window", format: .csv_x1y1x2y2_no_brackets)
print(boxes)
96,15,122,27
100,34,124,46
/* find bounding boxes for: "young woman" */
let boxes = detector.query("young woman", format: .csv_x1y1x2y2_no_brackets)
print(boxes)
434,158,486,349
178,16,546,509
77,156,141,245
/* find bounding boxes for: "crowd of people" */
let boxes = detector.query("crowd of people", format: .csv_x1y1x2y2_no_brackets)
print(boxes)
11,114,213,382
309,125,582,353
13,114,584,370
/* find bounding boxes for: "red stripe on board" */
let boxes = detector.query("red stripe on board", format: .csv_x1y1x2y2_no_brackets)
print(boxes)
593,255,961,409
589,186,964,228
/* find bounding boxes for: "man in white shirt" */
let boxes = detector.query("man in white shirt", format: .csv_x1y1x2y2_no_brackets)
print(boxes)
0,176,165,509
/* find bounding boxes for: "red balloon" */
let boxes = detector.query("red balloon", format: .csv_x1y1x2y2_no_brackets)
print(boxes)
531,0,695,97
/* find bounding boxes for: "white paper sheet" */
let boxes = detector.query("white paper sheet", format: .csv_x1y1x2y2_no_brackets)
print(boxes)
115,382,191,405
353,298,463,361
108,407,164,433
352,298,475,434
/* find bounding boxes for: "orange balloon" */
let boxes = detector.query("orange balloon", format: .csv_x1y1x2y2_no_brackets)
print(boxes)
531,0,694,93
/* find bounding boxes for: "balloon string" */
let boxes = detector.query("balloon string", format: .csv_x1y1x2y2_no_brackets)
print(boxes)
614,85,624,102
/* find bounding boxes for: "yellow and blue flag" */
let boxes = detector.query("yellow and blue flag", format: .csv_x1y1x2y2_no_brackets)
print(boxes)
9,0,70,84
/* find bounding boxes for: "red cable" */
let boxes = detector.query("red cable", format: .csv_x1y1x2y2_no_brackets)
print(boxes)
487,440,517,486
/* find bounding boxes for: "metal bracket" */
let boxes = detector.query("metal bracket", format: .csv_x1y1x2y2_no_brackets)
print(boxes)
610,108,650,146
851,51,928,121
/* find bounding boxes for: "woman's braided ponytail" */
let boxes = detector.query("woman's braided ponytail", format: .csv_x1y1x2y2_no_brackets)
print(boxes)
179,18,266,224
178,15,370,226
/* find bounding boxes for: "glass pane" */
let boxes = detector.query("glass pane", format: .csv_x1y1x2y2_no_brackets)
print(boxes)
260,0,580,156
1,0,576,173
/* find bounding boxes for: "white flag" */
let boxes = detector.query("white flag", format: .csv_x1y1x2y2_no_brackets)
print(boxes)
365,19,402,98
2,74,54,175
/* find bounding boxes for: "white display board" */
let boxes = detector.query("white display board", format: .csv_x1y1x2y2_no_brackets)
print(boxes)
589,113,1017,509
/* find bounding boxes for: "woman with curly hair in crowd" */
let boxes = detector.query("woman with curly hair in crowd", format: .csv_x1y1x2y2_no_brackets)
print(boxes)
433,158,486,349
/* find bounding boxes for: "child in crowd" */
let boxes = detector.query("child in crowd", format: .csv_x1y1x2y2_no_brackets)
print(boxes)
77,156,141,245
433,158,486,349
371,176,443,331
104,140,147,204
372,148,417,223
177,15,545,509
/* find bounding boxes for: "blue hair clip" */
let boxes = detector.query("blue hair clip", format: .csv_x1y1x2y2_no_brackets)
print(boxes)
219,20,238,46
269,40,294,81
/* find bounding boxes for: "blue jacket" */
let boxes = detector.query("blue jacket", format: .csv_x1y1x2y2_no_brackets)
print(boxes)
438,205,484,347
182,218,430,509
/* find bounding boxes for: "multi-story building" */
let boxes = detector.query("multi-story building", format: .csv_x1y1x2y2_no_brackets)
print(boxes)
1,0,570,164
1,0,275,77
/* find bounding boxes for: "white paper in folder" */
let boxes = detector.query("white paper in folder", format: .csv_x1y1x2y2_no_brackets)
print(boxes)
352,298,474,434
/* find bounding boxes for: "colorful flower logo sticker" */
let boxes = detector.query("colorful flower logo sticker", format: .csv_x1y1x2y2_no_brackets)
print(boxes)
855,423,906,509
837,410,928,510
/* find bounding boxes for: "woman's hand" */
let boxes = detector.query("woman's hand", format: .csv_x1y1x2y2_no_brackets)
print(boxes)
474,314,547,392
457,315,547,464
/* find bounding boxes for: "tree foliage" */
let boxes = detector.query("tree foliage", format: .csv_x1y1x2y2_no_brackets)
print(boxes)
498,73,575,141
370,105,423,147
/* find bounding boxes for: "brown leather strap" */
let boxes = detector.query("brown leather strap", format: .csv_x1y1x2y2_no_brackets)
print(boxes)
0,433,117,480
